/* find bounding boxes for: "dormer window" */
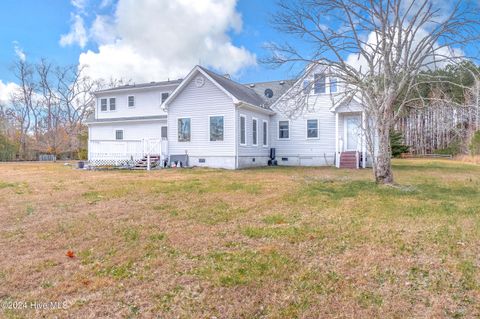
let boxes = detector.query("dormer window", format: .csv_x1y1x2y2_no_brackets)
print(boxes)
161,92,169,104
330,77,337,93
314,74,326,94
128,96,135,107
100,98,107,111
109,98,116,111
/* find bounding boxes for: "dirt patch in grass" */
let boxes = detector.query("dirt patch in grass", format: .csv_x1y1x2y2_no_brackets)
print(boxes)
0,160,479,318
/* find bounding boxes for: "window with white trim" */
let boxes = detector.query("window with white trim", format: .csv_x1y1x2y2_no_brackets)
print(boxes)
307,119,319,138
314,74,326,94
252,118,258,145
100,98,107,111
115,130,123,140
278,121,289,139
210,116,224,141
240,115,246,145
178,118,191,142
128,96,135,107
330,77,337,93
109,98,116,111
263,120,268,146
161,126,167,139
161,92,169,104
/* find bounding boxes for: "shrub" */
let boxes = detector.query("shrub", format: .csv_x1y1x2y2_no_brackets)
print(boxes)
390,130,410,158
0,134,17,161
469,131,480,155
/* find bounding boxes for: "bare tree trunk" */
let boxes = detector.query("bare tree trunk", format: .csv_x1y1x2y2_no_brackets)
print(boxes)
375,125,393,184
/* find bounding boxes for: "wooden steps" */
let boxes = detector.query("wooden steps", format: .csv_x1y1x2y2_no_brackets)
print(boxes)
134,155,161,169
339,151,359,169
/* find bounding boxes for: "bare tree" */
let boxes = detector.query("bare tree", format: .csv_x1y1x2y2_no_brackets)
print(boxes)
8,59,37,159
266,0,480,183
55,64,100,157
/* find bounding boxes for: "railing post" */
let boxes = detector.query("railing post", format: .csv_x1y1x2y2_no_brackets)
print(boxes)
147,154,151,171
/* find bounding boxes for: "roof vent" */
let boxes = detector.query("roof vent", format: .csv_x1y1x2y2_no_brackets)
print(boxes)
249,83,255,88
150,81,156,84
280,81,285,85
264,88,274,98
223,74,231,79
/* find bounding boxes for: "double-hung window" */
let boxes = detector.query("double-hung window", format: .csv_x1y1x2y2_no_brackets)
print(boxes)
100,98,107,111
240,115,246,145
307,119,319,138
178,118,191,142
262,120,268,146
314,74,326,94
161,92,169,104
209,116,224,141
115,130,123,140
330,77,337,93
252,118,258,146
128,96,135,107
109,98,116,111
278,121,289,139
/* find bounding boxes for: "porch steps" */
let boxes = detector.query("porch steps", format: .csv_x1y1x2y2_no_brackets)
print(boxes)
339,151,359,169
133,155,161,169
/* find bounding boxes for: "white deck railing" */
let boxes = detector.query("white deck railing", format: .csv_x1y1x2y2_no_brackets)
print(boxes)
88,138,167,164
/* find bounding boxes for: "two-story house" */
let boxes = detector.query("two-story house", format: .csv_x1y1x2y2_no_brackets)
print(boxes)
86,65,370,169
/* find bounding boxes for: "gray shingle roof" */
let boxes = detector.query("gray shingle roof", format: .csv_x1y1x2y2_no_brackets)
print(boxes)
199,66,294,109
245,80,295,107
198,66,268,108
95,79,183,94
85,114,167,124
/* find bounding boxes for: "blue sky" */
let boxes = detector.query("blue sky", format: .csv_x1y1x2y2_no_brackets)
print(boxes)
0,0,299,86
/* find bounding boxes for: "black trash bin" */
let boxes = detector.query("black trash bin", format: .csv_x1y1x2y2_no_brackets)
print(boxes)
77,161,85,169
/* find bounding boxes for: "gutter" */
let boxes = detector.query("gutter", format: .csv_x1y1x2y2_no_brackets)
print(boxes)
234,101,276,115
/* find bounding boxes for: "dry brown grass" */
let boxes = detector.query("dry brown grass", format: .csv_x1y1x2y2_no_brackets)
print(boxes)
455,155,480,165
0,160,479,318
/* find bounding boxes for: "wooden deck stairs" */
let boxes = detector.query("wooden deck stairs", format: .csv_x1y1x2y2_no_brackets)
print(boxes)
339,151,359,169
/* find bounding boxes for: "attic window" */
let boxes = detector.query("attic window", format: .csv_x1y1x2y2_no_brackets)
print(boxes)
264,88,274,98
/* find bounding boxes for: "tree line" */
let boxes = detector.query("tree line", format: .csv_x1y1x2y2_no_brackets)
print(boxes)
0,59,120,161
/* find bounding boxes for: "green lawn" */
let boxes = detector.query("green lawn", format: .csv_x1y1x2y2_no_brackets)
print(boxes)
0,159,479,318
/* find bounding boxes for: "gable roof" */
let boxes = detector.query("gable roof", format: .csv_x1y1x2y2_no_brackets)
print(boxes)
197,66,268,108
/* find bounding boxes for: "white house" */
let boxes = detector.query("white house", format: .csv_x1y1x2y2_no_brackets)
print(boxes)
86,65,370,169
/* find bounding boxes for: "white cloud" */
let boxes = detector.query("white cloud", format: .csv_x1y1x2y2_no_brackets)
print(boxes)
89,15,116,45
345,27,464,73
60,14,88,48
13,41,26,62
77,0,256,82
71,0,88,11
0,80,19,104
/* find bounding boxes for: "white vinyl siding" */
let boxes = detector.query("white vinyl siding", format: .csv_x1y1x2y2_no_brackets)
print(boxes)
167,72,236,161
95,84,176,120
236,109,270,159
271,88,337,165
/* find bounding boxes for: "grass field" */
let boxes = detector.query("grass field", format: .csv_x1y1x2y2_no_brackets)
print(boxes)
0,159,479,318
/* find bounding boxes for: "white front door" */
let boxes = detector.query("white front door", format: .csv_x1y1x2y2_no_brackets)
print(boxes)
344,115,361,151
